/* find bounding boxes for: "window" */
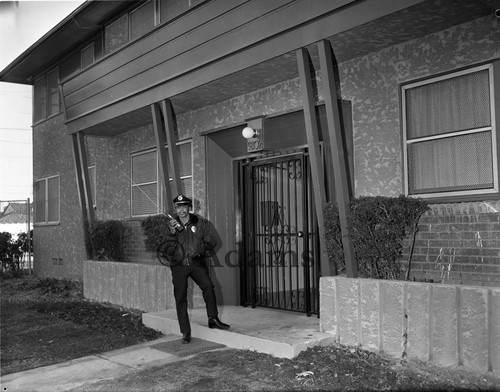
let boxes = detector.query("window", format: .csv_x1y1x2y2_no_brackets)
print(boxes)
131,150,159,217
60,34,103,79
159,0,189,24
33,68,60,122
104,13,129,54
402,63,498,198
34,175,60,225
130,0,155,41
81,43,95,69
130,141,193,217
163,140,193,200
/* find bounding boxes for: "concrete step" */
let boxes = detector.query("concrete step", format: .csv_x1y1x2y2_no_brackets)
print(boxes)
143,306,336,359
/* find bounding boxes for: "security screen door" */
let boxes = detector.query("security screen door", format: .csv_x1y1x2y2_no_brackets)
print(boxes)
242,153,319,315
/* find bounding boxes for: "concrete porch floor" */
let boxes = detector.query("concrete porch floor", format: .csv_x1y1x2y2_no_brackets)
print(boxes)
143,306,336,359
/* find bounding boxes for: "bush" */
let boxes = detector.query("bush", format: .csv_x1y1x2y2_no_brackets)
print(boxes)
324,195,429,280
0,231,33,278
141,214,175,266
87,220,126,261
141,214,171,253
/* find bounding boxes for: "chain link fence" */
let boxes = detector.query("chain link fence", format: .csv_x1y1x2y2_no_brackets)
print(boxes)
0,199,33,274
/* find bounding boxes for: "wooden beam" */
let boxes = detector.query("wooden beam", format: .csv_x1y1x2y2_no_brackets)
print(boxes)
296,47,332,277
71,132,94,258
151,102,173,212
317,39,358,278
160,99,182,199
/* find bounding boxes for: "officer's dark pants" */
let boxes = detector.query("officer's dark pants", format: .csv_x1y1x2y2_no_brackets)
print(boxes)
171,261,218,334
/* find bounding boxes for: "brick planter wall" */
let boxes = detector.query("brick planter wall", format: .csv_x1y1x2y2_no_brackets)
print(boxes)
408,201,500,287
320,276,500,374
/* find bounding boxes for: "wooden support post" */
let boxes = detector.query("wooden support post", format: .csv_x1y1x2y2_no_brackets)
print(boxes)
317,39,358,278
151,102,173,212
71,132,94,258
296,47,332,277
161,99,182,199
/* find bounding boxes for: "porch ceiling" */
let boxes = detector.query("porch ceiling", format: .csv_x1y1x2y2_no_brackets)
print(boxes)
82,0,499,137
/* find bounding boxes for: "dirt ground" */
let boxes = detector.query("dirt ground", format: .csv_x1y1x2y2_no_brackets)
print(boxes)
1,276,499,391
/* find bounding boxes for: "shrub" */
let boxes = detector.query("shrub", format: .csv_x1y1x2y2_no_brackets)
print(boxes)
141,214,176,266
87,220,126,261
141,214,171,253
0,231,32,278
324,195,429,280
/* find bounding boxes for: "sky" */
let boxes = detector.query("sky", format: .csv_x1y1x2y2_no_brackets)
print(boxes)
0,0,85,202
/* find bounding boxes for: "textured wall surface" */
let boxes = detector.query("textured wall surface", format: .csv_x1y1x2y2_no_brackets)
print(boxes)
33,114,87,280
320,276,500,374
33,15,499,285
83,260,204,312
338,15,500,197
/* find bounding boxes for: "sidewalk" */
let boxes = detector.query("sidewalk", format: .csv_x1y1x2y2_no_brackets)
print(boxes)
2,306,334,392
1,334,222,392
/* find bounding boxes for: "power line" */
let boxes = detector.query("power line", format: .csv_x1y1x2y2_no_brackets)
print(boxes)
0,139,32,144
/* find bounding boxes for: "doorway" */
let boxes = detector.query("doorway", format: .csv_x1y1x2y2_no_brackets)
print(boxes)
240,153,319,315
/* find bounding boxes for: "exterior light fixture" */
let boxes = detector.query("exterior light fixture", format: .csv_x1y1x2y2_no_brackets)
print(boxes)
242,126,257,139
242,116,266,153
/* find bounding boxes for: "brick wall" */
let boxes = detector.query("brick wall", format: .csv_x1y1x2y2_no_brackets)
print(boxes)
408,201,500,287
122,220,156,264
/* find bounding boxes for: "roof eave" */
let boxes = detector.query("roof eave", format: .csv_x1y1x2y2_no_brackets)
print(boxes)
0,0,137,85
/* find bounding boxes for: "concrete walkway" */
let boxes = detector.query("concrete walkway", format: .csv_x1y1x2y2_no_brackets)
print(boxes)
0,334,197,392
1,306,335,392
143,305,336,359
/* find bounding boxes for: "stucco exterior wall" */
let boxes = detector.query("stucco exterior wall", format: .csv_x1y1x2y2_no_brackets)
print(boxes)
339,15,499,197
33,114,86,280
33,15,499,283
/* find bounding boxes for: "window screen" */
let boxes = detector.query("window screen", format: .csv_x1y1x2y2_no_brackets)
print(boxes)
166,141,193,198
403,64,497,197
131,150,158,216
34,77,46,122
130,0,155,41
105,14,129,54
159,0,189,24
34,176,60,224
46,68,60,117
81,43,95,69
47,176,60,222
34,180,46,223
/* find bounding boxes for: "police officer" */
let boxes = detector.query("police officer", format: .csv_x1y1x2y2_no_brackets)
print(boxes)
166,194,230,344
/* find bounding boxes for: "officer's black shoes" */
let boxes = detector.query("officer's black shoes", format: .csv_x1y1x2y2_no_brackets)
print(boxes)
181,332,191,344
208,316,230,330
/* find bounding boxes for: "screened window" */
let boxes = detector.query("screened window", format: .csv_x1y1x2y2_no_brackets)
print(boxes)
165,140,193,198
34,175,60,225
402,64,498,198
130,141,193,217
33,76,46,122
131,150,159,217
104,13,129,54
159,0,189,24
130,0,155,41
46,68,60,117
81,43,95,69
33,68,60,122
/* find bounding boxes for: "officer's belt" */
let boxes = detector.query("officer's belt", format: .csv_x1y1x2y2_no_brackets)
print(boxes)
181,255,202,266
